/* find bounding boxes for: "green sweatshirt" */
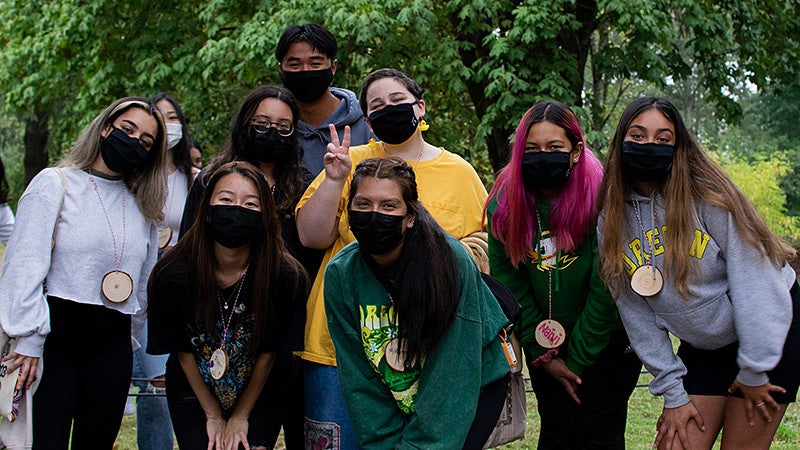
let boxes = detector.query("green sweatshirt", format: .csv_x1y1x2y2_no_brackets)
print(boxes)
487,198,620,375
325,236,510,449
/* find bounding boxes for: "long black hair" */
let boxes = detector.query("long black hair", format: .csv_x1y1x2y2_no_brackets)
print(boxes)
0,155,9,204
349,157,460,369
150,92,195,190
151,161,305,352
202,85,307,222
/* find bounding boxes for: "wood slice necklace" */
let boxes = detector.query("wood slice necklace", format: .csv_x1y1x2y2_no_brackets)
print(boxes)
210,264,249,380
533,204,566,349
157,174,175,250
90,175,133,303
383,293,418,372
630,200,663,297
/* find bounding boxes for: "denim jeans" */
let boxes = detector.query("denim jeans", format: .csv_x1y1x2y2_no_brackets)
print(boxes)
133,321,174,450
304,361,362,450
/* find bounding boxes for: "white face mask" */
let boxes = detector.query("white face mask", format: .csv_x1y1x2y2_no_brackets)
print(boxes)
165,123,183,149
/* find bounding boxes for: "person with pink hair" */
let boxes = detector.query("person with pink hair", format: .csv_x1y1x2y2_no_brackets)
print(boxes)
486,101,641,448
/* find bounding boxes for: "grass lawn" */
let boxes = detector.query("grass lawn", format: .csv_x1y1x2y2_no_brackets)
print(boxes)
497,372,800,449
113,372,800,449
1,243,794,449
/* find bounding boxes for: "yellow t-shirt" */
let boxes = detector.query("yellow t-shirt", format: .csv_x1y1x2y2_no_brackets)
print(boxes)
295,141,488,366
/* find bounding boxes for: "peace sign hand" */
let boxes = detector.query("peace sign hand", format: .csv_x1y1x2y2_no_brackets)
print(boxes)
323,124,352,181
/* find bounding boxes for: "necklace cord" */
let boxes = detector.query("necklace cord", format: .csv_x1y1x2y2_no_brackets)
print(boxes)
535,202,554,320
89,175,127,271
216,264,249,348
632,200,658,280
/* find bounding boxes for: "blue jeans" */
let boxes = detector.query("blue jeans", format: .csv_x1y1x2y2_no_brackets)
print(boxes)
133,322,174,450
304,362,362,450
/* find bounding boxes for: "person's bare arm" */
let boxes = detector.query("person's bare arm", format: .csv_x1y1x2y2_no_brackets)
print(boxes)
297,124,352,248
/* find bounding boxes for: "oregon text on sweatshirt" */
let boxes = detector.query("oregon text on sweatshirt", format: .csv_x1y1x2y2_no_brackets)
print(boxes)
598,191,795,408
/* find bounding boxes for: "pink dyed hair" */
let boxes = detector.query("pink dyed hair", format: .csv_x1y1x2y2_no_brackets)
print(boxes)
486,102,604,267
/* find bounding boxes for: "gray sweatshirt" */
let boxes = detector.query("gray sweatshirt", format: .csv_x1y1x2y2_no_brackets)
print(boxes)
0,167,158,357
297,87,373,176
598,191,795,408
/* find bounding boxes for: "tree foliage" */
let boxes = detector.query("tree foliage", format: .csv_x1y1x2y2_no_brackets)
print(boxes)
712,152,800,243
0,0,798,181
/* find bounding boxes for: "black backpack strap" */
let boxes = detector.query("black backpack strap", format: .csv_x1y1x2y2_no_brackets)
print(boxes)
480,272,521,327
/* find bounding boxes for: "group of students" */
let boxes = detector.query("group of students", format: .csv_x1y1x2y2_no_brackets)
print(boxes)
0,20,797,450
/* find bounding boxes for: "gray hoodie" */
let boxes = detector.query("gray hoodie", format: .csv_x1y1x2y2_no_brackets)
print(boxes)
297,87,373,176
598,191,795,408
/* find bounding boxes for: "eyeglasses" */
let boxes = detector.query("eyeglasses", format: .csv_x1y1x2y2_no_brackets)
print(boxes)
250,116,294,137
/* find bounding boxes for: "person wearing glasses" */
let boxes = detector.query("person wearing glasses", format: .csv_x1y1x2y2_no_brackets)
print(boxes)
178,85,321,448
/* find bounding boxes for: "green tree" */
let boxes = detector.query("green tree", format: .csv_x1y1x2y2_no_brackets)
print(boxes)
0,105,25,209
712,151,800,242
2,0,799,184
0,0,211,182
759,83,800,217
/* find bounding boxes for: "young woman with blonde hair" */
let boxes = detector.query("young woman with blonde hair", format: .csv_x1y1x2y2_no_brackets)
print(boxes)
0,97,169,448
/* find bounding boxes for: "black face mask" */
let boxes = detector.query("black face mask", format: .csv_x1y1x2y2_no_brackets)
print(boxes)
348,210,407,256
368,102,419,145
244,126,293,163
99,127,150,175
621,141,674,182
280,68,334,104
206,205,264,249
521,151,572,190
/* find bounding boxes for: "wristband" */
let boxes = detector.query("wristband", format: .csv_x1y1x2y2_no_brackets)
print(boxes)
532,348,560,367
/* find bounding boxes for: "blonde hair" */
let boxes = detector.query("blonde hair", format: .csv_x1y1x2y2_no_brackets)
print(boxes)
60,97,168,221
598,97,795,297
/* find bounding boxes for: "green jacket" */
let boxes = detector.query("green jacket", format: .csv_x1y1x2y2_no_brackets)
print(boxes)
325,236,509,449
487,198,620,374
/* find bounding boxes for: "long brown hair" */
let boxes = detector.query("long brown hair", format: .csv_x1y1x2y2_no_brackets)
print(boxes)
598,97,795,297
153,161,305,350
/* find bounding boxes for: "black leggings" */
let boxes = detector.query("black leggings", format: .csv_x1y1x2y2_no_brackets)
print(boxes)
33,296,133,449
463,372,510,450
165,355,279,449
255,351,305,449
528,330,642,450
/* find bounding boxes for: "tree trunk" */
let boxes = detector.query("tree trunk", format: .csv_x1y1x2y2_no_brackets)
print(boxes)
560,0,599,105
591,27,608,132
23,109,49,186
447,1,598,173
448,30,511,173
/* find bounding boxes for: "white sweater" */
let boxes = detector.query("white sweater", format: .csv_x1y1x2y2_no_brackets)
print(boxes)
0,167,158,357
0,203,13,245
161,169,190,247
